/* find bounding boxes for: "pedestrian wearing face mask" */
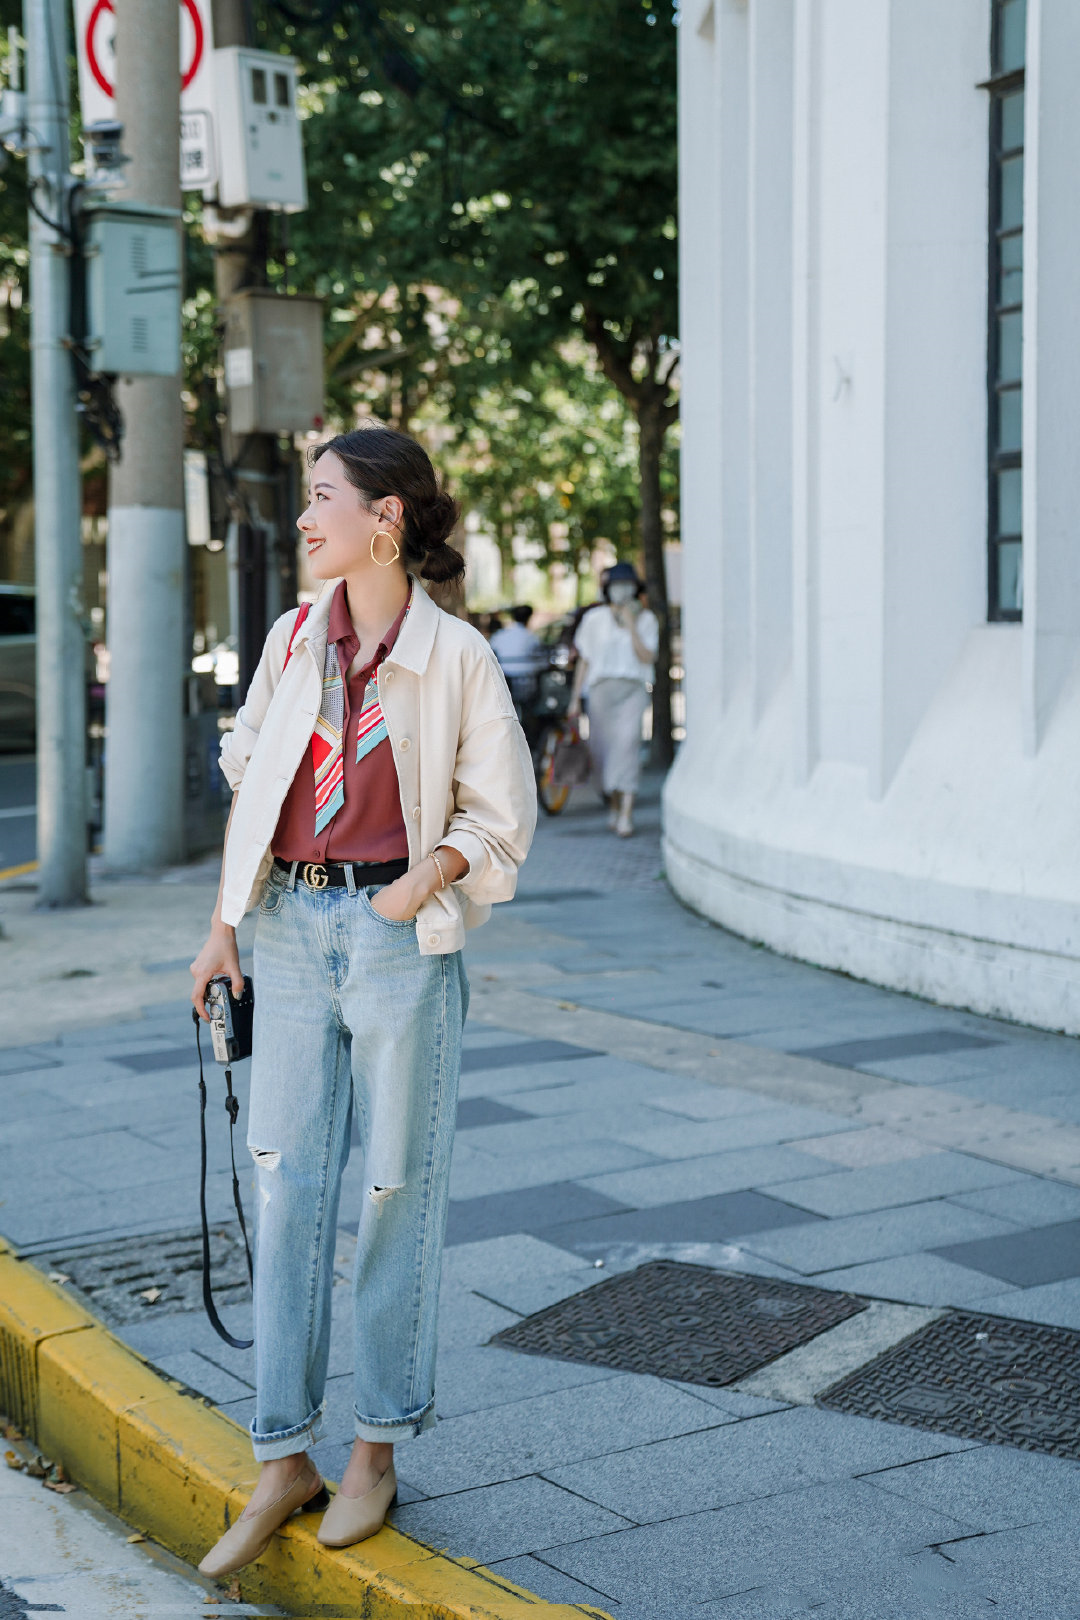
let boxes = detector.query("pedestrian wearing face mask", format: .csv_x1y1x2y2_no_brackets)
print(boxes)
567,562,658,838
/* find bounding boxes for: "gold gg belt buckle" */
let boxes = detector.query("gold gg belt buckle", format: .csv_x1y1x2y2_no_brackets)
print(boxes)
302,862,329,890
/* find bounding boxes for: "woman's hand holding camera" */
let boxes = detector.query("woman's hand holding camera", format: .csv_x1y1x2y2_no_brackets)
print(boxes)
190,923,245,1022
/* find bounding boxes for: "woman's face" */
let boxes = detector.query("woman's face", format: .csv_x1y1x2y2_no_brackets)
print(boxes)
296,451,402,579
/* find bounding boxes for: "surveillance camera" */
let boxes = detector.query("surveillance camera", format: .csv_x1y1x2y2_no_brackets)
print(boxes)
83,119,129,178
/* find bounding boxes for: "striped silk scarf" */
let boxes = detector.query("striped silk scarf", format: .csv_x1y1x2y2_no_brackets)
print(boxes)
310,593,409,837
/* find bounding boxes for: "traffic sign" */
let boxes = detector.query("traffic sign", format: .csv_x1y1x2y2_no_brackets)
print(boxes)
74,0,215,188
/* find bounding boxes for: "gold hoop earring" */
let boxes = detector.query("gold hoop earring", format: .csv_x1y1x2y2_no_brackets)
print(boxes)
370,529,401,567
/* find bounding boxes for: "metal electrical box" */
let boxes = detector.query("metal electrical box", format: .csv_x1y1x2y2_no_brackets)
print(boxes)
83,202,182,376
212,48,307,211
222,289,324,435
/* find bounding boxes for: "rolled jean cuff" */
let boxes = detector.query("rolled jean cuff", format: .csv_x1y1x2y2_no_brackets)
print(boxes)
354,1395,436,1445
250,1400,325,1461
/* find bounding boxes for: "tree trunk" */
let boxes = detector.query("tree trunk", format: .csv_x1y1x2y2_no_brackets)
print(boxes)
637,399,673,767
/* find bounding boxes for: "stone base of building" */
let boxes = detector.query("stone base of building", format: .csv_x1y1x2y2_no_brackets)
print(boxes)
662,630,1080,1037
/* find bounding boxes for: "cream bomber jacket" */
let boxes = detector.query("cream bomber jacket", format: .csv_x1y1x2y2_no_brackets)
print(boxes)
217,579,537,952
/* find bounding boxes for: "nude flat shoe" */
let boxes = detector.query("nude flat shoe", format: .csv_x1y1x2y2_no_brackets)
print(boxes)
198,1463,329,1578
317,1462,397,1547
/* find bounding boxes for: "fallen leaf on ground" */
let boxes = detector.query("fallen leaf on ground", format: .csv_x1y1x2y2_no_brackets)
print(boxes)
2,1424,22,1441
224,1578,242,1601
25,1456,48,1478
44,1478,77,1493
139,1287,163,1304
557,1000,578,1011
127,1532,146,1543
4,1450,24,1470
48,1272,71,1284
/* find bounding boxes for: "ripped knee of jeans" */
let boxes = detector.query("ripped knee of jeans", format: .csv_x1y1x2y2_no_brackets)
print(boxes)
369,1183,402,1211
249,1146,281,1172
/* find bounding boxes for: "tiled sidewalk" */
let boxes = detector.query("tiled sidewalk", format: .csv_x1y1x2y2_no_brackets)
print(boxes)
3,776,1080,1614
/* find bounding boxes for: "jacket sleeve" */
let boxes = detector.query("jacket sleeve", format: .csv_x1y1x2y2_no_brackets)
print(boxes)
218,609,299,793
438,649,538,903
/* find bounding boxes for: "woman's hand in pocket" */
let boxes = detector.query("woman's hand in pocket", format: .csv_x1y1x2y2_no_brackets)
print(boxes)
370,871,427,922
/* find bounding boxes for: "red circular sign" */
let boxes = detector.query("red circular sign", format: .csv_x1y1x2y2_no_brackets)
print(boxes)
85,0,205,99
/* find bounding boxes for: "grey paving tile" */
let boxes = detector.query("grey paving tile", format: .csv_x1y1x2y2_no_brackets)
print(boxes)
458,1103,679,1159
763,1154,1023,1218
667,1382,789,1418
436,1345,617,1420
445,1182,629,1246
788,1030,1002,1067
121,1308,257,1375
578,1146,840,1208
450,1138,659,1201
540,1190,821,1258
610,1105,859,1161
437,1283,520,1352
485,1555,620,1612
441,1233,594,1290
0,1086,78,1128
646,1086,773,1122
809,1253,1019,1308
505,1066,691,1116
933,1520,1080,1616
793,1127,941,1168
947,1176,1080,1227
392,1475,634,1563
864,1442,1080,1534
396,1373,722,1497
455,1097,534,1130
932,1216,1080,1287
0,1046,61,1073
969,1277,1080,1330
742,1202,1016,1275
538,1480,972,1607
543,1406,975,1524
461,1040,600,1074
146,1348,255,1405
3,1170,244,1248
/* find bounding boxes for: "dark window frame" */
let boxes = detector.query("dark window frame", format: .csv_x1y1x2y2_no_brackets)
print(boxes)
986,1,1025,621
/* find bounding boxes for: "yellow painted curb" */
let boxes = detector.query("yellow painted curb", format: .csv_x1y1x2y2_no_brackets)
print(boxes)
0,859,38,883
0,1242,613,1618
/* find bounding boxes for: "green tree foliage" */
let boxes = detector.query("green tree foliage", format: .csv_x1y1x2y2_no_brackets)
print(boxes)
255,0,679,753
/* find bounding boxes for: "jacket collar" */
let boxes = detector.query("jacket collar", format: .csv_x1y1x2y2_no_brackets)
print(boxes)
291,576,438,676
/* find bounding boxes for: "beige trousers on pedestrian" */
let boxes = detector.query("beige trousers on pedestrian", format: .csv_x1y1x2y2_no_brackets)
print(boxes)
587,677,650,796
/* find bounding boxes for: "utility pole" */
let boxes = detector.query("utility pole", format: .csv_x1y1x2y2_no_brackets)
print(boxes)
26,0,87,906
210,0,292,696
102,0,185,871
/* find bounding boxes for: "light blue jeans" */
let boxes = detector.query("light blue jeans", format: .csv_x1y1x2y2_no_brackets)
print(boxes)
246,862,468,1461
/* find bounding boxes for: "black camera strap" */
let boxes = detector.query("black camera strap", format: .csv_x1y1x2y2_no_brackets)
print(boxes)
194,1009,254,1350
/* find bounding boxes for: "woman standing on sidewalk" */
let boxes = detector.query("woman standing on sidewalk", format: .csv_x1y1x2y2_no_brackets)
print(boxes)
189,425,536,1576
568,561,658,838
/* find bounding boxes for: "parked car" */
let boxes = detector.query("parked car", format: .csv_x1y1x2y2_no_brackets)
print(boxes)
0,583,35,753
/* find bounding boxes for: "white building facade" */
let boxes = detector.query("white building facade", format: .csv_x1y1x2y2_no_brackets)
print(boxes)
666,0,1080,1033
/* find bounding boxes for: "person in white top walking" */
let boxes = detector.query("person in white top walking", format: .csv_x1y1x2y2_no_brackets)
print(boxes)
568,562,658,838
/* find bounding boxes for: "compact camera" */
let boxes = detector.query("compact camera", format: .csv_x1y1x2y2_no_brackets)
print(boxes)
204,975,255,1065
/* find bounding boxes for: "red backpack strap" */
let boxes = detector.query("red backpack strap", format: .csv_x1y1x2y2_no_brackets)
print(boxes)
282,601,311,672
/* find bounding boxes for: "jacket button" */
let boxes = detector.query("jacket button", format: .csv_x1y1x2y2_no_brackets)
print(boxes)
399,737,411,751
427,933,441,947
411,806,421,820
384,670,394,682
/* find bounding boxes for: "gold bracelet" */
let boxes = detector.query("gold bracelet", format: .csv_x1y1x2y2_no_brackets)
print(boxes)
429,850,446,890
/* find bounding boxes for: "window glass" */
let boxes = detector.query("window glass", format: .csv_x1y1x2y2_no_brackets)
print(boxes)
996,540,1023,613
275,72,290,108
251,67,267,104
988,0,1025,621
997,468,1022,536
997,387,1022,454
996,311,1022,384
0,594,34,637
995,0,1026,73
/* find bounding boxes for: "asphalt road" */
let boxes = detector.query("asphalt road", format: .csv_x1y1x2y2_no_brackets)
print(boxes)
0,755,34,874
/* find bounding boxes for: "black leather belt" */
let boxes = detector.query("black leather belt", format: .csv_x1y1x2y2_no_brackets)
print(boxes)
273,856,409,891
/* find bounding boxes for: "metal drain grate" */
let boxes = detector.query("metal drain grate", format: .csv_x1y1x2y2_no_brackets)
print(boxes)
36,1225,251,1327
490,1260,869,1386
818,1309,1080,1460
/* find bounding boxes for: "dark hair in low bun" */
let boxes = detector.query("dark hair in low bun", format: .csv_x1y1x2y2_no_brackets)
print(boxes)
311,423,465,583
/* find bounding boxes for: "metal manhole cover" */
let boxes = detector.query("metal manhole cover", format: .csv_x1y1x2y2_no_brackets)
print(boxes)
490,1260,869,1386
818,1309,1080,1460
36,1225,251,1327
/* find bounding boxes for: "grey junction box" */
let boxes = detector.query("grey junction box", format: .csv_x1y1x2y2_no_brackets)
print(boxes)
82,201,182,377
222,289,324,436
